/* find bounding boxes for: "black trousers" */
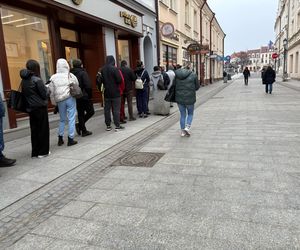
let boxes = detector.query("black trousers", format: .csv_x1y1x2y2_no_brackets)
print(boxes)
76,99,95,132
244,76,248,85
104,97,121,127
29,107,49,157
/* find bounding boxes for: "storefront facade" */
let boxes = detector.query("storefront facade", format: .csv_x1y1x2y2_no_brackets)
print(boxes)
0,0,158,129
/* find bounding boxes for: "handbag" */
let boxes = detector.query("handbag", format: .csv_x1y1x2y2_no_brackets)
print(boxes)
7,82,28,113
69,74,83,98
164,82,176,102
135,70,145,90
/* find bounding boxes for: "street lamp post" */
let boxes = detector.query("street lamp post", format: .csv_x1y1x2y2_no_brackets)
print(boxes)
283,38,288,81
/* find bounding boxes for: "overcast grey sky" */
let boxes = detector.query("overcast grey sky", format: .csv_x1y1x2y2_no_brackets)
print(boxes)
207,0,278,56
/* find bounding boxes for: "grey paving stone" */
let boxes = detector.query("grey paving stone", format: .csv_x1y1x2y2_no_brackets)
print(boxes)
46,239,106,250
6,234,54,250
56,200,95,218
83,204,148,226
90,178,122,190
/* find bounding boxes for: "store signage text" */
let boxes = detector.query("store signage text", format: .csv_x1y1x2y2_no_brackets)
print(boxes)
120,11,138,28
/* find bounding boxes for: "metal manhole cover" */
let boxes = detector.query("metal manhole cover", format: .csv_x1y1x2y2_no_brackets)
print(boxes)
112,152,165,168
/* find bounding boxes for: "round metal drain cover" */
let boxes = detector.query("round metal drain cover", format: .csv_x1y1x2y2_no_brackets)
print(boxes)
112,152,164,168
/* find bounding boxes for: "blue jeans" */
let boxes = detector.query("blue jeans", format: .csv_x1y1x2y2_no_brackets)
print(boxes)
177,104,194,129
57,97,76,139
136,88,148,114
0,117,4,156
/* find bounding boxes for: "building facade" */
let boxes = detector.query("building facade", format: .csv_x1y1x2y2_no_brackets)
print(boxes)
158,0,225,84
0,0,158,128
275,0,300,79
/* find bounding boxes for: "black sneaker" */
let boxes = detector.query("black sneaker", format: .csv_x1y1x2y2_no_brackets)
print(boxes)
81,130,92,137
120,120,127,124
0,156,16,167
115,125,125,132
75,123,81,136
106,126,112,131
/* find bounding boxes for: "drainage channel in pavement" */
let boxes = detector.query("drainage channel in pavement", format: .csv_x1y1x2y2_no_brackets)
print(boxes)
0,81,232,248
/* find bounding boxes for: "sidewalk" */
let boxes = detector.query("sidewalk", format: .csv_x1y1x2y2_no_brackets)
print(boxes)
0,79,230,212
2,75,300,249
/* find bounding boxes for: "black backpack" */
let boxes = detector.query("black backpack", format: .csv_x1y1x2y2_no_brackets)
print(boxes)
157,75,165,90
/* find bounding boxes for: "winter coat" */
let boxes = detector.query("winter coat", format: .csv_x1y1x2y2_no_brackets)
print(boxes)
175,68,199,105
49,59,78,105
120,66,137,93
20,69,48,112
101,56,122,98
150,70,164,90
243,69,250,78
70,67,92,100
135,67,150,89
262,67,276,85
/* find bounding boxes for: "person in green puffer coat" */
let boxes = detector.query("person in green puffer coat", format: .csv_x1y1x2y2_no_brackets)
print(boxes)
174,67,200,137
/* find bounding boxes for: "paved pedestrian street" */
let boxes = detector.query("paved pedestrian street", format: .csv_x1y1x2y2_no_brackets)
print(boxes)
1,75,300,249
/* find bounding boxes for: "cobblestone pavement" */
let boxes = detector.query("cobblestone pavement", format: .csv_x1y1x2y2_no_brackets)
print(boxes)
2,75,300,249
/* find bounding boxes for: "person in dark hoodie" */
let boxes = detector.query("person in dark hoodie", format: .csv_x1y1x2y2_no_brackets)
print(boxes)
262,65,276,94
21,59,50,158
101,55,124,131
119,60,137,122
134,61,150,118
175,67,200,137
70,59,94,137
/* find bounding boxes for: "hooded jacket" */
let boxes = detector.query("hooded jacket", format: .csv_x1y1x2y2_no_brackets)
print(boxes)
49,59,79,105
20,69,48,112
150,70,164,90
101,56,122,98
174,68,199,105
70,67,92,100
120,66,137,93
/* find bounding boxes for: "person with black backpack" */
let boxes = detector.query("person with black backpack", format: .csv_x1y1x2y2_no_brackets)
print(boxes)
150,66,170,115
70,59,95,137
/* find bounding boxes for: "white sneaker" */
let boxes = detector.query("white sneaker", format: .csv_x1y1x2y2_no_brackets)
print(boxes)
181,130,186,137
38,151,51,158
184,126,191,137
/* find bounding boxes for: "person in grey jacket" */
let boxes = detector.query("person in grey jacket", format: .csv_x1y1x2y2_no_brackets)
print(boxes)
174,67,200,137
21,59,50,158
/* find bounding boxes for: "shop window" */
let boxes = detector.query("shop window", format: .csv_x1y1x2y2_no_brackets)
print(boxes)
117,40,130,67
1,6,53,89
162,44,177,69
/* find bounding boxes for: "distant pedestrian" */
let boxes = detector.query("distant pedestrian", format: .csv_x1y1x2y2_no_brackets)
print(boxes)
101,55,124,131
70,59,95,137
49,58,78,146
135,61,150,118
21,59,50,158
174,67,200,137
243,67,250,85
0,95,16,167
119,60,137,122
262,66,276,94
261,66,267,84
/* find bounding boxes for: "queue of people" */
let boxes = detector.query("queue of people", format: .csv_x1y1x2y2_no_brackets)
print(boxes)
0,57,200,167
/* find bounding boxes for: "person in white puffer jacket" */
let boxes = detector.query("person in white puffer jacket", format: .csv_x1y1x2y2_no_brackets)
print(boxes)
49,58,78,147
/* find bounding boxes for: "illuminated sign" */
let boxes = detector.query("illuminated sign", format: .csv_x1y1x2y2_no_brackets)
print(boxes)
120,11,138,28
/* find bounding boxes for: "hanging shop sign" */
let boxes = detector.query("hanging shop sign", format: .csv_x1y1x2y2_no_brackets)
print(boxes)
120,11,138,28
187,43,210,55
161,23,175,37
72,0,83,5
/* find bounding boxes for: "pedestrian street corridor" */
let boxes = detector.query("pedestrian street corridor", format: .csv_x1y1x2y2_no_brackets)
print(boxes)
1,75,300,249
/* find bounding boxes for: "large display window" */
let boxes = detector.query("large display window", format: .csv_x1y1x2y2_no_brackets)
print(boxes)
1,6,53,89
162,44,177,69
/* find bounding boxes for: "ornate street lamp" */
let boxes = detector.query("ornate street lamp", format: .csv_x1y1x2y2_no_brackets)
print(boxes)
283,38,288,81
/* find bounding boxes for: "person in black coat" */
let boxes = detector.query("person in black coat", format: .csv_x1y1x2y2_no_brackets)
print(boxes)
71,59,95,137
262,66,276,94
21,59,50,158
243,67,250,85
101,55,123,131
134,61,150,118
120,60,137,122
